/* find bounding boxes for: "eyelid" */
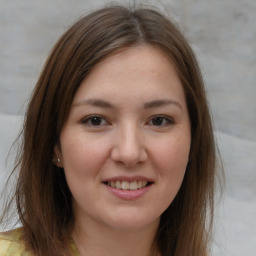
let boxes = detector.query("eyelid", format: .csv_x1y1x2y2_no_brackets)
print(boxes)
81,114,111,127
80,114,174,128
146,115,175,126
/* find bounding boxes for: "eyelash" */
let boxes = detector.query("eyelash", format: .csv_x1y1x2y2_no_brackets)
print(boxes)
81,115,110,127
81,115,174,127
147,115,174,127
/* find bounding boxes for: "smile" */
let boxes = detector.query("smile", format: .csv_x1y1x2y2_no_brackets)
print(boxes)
106,180,149,190
103,177,154,200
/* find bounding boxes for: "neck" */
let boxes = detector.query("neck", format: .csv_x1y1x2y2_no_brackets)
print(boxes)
72,217,160,256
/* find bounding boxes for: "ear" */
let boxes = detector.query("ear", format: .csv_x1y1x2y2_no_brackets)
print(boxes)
53,144,63,168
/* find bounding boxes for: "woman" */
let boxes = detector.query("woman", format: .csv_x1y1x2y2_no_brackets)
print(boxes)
0,5,218,256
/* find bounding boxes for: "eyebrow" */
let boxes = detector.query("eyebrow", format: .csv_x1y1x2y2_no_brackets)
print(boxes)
143,99,182,110
73,98,182,110
73,99,114,108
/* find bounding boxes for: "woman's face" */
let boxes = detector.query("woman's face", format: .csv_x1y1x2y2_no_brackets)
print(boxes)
56,45,191,232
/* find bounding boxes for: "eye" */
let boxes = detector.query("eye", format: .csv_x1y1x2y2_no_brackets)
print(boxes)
81,115,109,127
148,115,174,127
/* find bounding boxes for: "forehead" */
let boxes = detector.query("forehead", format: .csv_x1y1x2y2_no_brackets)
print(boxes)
72,45,186,107
91,45,176,80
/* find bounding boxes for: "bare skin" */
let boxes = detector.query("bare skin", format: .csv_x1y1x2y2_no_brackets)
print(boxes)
56,45,191,256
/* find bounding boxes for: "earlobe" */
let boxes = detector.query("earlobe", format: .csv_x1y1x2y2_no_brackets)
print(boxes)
53,144,63,168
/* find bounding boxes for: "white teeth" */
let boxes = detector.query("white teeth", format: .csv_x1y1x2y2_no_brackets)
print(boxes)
121,181,130,190
106,180,149,190
129,181,138,190
116,181,121,189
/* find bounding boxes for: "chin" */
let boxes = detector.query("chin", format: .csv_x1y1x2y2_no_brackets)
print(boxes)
106,213,160,232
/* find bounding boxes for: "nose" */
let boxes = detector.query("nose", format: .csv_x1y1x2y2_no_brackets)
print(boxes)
110,123,148,167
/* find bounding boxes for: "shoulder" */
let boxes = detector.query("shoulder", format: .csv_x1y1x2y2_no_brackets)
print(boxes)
0,228,34,256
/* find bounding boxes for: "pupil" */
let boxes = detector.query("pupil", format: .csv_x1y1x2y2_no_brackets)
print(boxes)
91,117,102,125
152,117,163,125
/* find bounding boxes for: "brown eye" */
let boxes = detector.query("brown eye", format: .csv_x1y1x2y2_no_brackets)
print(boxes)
148,116,174,126
82,115,109,127
152,117,164,126
90,116,103,126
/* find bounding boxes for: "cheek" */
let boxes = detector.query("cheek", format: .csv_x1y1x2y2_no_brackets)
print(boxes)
60,133,110,179
152,135,190,180
152,136,190,209
60,135,106,200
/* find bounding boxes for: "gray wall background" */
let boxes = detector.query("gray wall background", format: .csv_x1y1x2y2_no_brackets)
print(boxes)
0,0,255,255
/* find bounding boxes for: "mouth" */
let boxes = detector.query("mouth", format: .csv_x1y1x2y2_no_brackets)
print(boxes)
103,180,153,191
102,177,154,200
103,179,153,191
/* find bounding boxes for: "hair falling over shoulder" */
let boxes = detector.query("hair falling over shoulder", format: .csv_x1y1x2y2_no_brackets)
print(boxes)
0,5,222,256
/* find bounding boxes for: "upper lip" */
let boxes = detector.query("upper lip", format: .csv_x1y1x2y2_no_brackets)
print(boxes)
102,176,154,183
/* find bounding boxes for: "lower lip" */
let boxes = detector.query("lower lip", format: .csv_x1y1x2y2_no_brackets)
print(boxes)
103,183,152,200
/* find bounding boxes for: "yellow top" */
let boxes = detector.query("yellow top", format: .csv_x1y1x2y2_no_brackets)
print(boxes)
0,228,80,256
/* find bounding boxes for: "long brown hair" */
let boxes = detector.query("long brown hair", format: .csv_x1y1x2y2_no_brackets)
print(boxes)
1,5,218,256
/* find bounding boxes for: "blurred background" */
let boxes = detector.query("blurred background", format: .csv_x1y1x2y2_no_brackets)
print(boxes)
0,0,255,255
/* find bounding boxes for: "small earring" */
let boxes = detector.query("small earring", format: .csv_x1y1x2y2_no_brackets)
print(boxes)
53,158,61,165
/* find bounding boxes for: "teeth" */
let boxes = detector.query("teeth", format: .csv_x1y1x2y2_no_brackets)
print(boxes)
116,181,121,189
121,181,129,190
129,181,138,190
106,180,149,190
